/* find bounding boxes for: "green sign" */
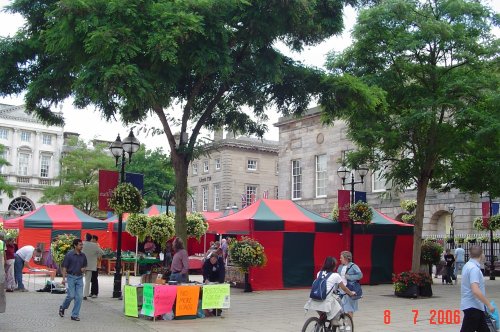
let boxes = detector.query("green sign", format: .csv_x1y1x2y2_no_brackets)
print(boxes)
202,284,230,309
124,286,138,317
141,283,154,316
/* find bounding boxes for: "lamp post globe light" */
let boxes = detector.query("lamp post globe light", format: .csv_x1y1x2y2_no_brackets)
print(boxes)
448,204,456,249
109,130,140,299
337,165,369,261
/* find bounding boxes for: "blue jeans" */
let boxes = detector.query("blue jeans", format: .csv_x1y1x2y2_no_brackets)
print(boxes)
61,275,83,318
170,272,187,283
14,254,25,290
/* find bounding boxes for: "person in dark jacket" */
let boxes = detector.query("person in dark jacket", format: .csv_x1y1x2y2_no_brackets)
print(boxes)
202,252,225,284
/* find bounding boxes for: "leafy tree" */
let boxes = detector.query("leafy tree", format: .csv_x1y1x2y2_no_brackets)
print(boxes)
123,146,175,206
0,0,349,243
40,137,114,216
323,0,499,271
0,144,14,197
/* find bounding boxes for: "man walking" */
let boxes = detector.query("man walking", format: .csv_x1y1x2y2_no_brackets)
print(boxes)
460,245,495,332
82,234,102,300
14,245,41,291
59,239,87,321
454,244,465,284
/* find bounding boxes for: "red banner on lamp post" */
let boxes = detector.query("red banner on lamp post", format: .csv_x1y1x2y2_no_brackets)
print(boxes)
338,190,350,222
482,201,490,228
99,170,119,211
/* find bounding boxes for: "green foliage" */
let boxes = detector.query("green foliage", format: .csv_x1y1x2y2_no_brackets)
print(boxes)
474,215,500,232
420,241,443,265
39,137,114,216
349,201,373,224
0,144,14,197
148,214,175,250
186,212,208,241
330,204,339,221
393,271,431,293
0,223,18,239
108,183,146,215
126,213,150,242
400,200,417,213
0,0,348,243
229,236,266,273
401,214,416,224
323,0,499,271
51,234,77,266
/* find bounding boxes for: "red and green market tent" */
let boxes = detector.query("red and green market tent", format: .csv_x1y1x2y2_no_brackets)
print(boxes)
350,208,414,285
3,205,112,251
208,199,343,291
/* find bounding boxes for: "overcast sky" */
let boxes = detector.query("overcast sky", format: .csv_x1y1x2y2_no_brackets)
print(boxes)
1,1,497,151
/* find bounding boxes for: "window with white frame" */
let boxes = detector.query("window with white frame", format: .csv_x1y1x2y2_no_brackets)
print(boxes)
192,163,198,175
316,154,327,197
202,186,208,211
215,158,221,170
18,152,30,176
40,155,51,178
372,169,388,192
245,185,257,206
203,160,209,173
247,159,257,171
20,131,31,142
0,149,8,173
42,134,52,145
191,187,198,212
213,184,220,211
0,128,8,140
291,160,302,199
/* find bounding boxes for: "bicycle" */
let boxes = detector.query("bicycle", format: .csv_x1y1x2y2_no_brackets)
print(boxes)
302,310,353,332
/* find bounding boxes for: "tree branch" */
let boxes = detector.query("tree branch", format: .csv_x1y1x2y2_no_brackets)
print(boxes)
153,105,177,152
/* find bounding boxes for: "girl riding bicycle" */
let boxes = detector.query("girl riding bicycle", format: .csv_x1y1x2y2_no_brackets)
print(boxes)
304,256,356,322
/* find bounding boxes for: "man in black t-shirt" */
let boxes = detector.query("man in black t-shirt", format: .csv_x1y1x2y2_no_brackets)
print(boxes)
444,249,455,285
59,239,87,321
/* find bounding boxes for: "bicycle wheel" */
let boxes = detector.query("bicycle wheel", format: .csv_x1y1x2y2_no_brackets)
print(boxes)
336,314,354,332
302,317,328,332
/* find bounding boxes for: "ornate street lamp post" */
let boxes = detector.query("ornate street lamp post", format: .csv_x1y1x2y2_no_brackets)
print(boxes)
337,165,369,261
448,204,455,249
110,130,140,298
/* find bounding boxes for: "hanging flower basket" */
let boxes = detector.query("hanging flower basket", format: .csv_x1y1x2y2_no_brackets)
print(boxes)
126,213,150,242
148,214,175,249
349,201,373,224
51,234,76,266
420,240,443,266
187,212,209,241
108,183,146,215
229,237,267,293
400,199,417,213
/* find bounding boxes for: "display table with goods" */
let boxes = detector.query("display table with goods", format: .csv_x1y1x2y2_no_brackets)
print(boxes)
188,255,205,270
124,282,230,320
102,256,161,276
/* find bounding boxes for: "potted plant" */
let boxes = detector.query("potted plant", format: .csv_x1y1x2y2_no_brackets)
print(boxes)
400,200,417,224
126,213,150,242
478,236,489,243
392,271,419,298
457,237,465,244
229,237,267,292
420,240,442,286
464,236,477,244
148,214,175,249
349,201,373,224
108,182,146,215
186,212,209,241
51,233,77,266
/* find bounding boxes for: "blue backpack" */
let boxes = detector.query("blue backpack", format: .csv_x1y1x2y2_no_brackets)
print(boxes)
310,272,333,301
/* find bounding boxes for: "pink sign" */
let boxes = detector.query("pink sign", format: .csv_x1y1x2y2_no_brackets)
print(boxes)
154,285,177,316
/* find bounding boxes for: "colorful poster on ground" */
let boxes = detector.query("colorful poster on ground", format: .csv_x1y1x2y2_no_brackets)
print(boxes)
124,285,138,317
175,285,200,316
154,285,177,316
201,284,230,309
141,283,154,317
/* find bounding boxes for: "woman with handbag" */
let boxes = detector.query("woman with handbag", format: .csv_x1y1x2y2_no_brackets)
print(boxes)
337,251,363,319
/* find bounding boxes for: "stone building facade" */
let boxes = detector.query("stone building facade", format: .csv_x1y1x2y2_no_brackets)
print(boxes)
0,104,64,216
187,132,279,212
275,107,485,236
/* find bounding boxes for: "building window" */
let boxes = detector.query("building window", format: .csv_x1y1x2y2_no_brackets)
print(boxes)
372,169,388,192
291,160,302,200
202,186,208,211
192,163,198,175
191,187,197,212
247,159,257,171
203,160,209,173
18,152,30,176
213,184,220,211
40,155,51,178
0,128,8,140
42,134,52,145
20,131,31,142
316,154,327,197
215,158,221,170
0,149,8,173
275,161,279,174
246,185,257,206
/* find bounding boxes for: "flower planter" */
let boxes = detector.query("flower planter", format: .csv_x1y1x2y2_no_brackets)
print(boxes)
418,284,433,297
395,284,418,298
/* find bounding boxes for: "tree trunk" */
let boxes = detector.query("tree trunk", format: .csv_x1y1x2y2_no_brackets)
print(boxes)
171,151,189,246
411,178,430,272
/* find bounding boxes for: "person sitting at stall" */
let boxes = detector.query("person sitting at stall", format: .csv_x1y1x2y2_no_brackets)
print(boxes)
143,236,156,256
202,252,225,284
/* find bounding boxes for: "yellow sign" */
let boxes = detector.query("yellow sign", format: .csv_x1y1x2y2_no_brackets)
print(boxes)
202,284,230,309
175,285,200,316
124,285,138,317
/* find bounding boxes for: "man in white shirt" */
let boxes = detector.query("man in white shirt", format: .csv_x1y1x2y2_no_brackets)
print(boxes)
82,234,103,299
14,245,41,291
454,245,465,284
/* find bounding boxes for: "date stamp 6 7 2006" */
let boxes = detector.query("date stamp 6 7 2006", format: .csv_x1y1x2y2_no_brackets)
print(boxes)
383,309,461,325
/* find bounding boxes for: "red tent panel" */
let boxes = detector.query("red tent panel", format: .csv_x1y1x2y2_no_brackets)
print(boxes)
354,235,373,284
393,235,413,274
250,231,284,290
313,233,344,276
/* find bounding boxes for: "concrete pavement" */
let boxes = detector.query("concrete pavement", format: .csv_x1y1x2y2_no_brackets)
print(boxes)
1,273,498,332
